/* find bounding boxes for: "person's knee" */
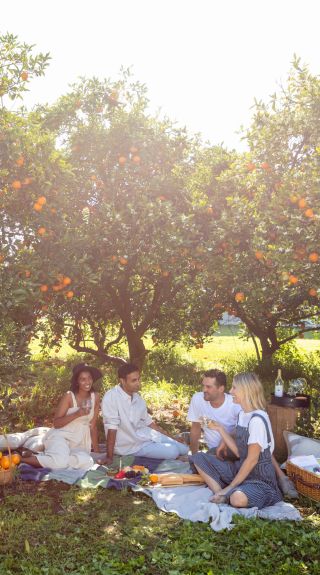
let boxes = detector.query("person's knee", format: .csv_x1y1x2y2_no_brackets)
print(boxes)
230,490,248,508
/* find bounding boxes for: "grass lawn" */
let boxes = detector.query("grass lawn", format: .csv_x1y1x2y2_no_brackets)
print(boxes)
3,327,318,574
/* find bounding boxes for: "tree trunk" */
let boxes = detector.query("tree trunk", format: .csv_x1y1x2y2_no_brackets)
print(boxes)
127,332,147,371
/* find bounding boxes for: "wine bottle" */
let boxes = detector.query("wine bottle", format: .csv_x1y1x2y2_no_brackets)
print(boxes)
274,369,284,398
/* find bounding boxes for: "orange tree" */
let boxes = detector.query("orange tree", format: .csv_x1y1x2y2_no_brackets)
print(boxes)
0,33,52,377
190,59,320,366
23,74,217,368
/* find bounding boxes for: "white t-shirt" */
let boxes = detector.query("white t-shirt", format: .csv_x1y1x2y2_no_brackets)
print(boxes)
102,385,158,455
187,392,241,448
238,410,274,453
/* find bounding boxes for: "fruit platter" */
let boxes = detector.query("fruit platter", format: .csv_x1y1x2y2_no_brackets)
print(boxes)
106,465,204,487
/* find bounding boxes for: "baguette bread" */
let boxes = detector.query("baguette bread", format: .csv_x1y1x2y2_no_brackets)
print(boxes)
156,473,204,486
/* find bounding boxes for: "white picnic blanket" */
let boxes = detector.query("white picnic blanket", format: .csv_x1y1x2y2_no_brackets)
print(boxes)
141,484,301,531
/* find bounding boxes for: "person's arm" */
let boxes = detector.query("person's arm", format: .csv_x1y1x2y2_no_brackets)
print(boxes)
105,429,117,462
53,393,86,428
89,392,100,452
207,421,239,458
98,392,120,465
190,422,202,454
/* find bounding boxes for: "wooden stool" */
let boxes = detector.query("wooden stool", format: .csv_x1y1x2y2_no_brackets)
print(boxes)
267,402,309,462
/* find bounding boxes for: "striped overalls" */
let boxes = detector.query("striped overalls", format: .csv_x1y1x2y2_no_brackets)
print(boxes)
190,413,283,509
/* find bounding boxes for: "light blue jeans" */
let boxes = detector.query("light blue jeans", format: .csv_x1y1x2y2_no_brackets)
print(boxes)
134,433,189,459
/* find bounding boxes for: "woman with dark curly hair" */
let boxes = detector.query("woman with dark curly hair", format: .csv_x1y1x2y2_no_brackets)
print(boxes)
21,363,102,469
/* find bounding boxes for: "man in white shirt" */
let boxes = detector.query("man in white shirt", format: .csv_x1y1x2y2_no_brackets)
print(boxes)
101,363,189,464
187,368,298,498
188,369,240,455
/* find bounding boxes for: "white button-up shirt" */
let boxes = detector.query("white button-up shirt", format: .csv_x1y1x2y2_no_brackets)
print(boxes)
102,384,157,455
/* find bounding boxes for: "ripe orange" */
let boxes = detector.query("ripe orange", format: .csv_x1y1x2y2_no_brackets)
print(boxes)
309,252,319,263
25,270,31,278
33,202,42,211
206,207,214,215
1,455,11,469
162,271,169,277
66,290,74,298
16,156,25,166
289,275,299,285
149,474,159,484
20,71,28,81
11,453,21,465
235,292,245,303
38,227,46,236
132,155,141,164
40,284,48,292
246,162,256,172
63,276,71,286
12,180,22,190
298,198,307,209
255,251,264,260
290,195,298,204
172,410,180,417
304,208,314,218
309,288,317,297
119,257,128,265
118,156,127,165
38,196,47,206
261,162,270,170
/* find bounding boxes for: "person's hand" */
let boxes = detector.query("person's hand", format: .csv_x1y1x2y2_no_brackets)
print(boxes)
216,441,228,460
77,406,89,417
210,486,230,503
207,420,223,432
96,455,113,466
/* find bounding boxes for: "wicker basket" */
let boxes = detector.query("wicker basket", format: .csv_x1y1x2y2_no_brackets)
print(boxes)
286,460,320,502
0,435,14,486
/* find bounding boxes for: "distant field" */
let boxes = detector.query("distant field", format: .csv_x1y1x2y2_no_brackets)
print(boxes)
30,324,320,367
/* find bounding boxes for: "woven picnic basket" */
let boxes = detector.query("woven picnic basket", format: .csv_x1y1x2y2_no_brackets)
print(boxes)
0,435,14,486
286,461,320,502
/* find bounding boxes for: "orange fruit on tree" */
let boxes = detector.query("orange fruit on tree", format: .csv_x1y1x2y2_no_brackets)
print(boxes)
1,455,11,469
246,162,256,172
20,71,28,81
255,251,264,260
290,195,298,204
261,162,270,170
130,146,138,154
63,276,71,286
289,275,299,285
66,290,74,298
12,180,22,190
206,207,214,215
33,202,42,211
172,410,180,417
38,227,46,236
118,156,126,165
132,155,141,164
25,270,31,278
16,156,25,166
23,177,33,185
235,292,245,303
309,252,319,263
304,208,314,218
309,288,318,297
38,196,47,206
40,284,48,292
119,257,128,265
298,198,307,209
11,453,21,465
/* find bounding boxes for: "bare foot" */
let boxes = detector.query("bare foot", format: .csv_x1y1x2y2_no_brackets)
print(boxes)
210,494,227,504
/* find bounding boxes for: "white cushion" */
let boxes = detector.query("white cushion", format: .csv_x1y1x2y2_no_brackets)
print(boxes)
283,430,320,458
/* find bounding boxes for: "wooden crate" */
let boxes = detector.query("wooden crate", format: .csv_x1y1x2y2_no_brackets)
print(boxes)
266,403,308,462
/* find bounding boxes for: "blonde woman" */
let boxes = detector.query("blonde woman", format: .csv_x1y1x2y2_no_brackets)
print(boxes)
190,372,283,509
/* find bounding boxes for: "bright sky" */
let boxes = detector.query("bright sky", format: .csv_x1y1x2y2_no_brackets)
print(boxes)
1,0,320,150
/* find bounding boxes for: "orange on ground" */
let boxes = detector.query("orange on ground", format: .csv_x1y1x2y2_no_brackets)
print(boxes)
66,290,74,298
12,180,22,190
309,288,318,297
309,252,319,263
235,292,245,303
40,284,48,292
